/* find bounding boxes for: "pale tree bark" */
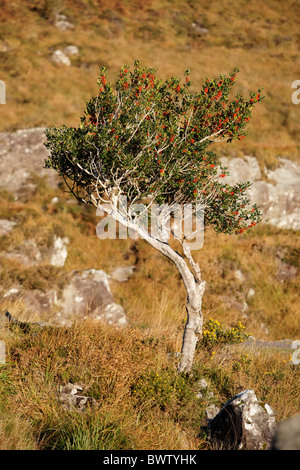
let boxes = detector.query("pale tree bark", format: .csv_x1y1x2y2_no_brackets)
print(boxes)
92,194,205,373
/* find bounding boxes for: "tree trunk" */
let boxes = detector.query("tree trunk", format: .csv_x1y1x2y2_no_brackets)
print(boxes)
178,278,205,373
95,198,206,373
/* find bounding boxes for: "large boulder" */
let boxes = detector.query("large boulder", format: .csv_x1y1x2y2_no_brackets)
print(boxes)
2,268,127,328
207,389,276,450
0,127,57,194
54,268,127,327
0,236,68,268
219,156,300,230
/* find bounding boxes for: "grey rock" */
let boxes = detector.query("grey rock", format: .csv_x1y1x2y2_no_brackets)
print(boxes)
110,266,135,282
190,22,209,36
55,269,127,327
59,382,97,412
272,414,300,450
51,49,71,66
54,15,75,32
0,340,5,364
220,295,246,314
1,267,126,328
14,183,37,201
0,236,69,268
2,286,57,316
0,127,58,193
50,235,69,267
0,239,42,267
207,389,276,450
92,302,127,326
241,337,299,350
247,288,255,299
205,405,220,421
26,290,58,314
0,219,17,236
277,259,298,282
197,378,208,390
196,379,211,399
219,155,262,184
234,269,245,282
64,45,79,56
219,155,300,230
0,41,8,52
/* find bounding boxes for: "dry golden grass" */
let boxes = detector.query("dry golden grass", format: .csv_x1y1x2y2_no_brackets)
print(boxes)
0,0,299,450
0,316,298,450
1,0,300,166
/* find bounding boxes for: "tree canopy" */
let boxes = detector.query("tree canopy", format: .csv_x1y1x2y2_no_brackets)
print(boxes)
45,61,262,237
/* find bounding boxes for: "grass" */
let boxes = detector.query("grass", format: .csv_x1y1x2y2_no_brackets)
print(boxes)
0,176,299,450
0,0,299,450
0,0,300,166
0,317,298,450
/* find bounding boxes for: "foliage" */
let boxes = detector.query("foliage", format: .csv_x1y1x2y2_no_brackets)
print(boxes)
200,318,250,349
131,368,192,410
39,412,131,450
44,61,263,235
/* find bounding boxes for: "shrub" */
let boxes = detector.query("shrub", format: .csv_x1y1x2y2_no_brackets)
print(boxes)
200,318,250,348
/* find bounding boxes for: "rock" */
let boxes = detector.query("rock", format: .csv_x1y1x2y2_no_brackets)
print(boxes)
0,239,42,267
50,236,69,267
190,22,209,36
196,378,209,399
51,49,71,66
63,45,79,56
55,269,127,327
241,337,299,350
2,267,126,328
0,340,5,364
220,295,246,314
59,382,97,412
0,127,58,193
272,414,300,450
247,288,255,298
219,155,262,184
219,155,300,230
197,378,209,390
24,290,58,314
205,405,220,421
207,389,276,450
234,269,245,282
110,266,135,282
277,259,298,282
92,302,127,326
0,219,17,236
54,14,75,32
0,41,8,52
1,236,68,268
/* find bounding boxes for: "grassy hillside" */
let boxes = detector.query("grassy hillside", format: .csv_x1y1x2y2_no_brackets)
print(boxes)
0,0,299,450
1,0,300,167
0,175,299,449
